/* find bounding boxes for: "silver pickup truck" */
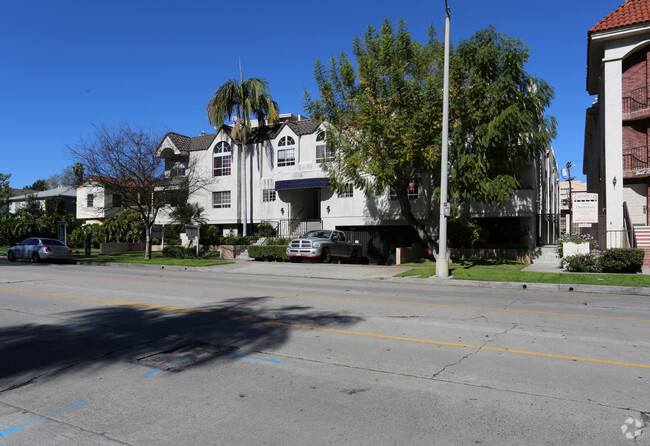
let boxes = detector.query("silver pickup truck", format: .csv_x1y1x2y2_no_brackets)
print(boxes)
286,229,361,263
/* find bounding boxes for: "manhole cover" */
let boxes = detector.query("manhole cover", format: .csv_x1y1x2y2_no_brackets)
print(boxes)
137,342,234,371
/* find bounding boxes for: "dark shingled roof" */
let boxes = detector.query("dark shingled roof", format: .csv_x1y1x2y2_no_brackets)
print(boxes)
165,132,218,152
287,119,321,135
161,119,321,152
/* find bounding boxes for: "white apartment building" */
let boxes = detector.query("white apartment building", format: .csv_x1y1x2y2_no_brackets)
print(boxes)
154,113,559,262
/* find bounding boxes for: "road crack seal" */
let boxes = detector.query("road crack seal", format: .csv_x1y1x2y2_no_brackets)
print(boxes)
431,341,486,378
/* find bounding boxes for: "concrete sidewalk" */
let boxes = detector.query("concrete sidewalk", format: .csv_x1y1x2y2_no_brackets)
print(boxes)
64,257,650,296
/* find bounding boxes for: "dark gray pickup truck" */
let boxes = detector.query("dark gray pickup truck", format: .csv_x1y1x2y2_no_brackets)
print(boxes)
286,229,361,263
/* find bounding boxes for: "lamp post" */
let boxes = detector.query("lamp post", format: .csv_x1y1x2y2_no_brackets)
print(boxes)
561,161,575,233
436,0,451,278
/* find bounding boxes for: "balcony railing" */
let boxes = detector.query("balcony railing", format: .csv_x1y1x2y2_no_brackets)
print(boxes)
622,86,650,116
623,145,649,171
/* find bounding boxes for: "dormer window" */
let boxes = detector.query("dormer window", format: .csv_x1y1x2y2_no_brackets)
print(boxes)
277,136,296,167
316,132,334,163
171,161,187,177
213,142,232,176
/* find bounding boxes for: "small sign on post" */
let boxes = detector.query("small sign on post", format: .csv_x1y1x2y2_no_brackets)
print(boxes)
572,193,599,224
57,221,67,245
185,224,200,256
443,202,451,217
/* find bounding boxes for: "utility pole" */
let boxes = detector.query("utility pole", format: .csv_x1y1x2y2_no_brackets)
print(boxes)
436,0,451,278
562,161,575,233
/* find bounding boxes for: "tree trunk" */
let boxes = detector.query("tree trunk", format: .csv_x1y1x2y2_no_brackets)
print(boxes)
395,190,438,260
144,223,152,260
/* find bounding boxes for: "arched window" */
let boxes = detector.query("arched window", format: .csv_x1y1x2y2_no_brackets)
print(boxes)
316,132,334,163
213,142,232,176
277,136,295,167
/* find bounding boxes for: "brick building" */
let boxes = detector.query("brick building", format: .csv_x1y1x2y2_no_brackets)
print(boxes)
584,0,650,254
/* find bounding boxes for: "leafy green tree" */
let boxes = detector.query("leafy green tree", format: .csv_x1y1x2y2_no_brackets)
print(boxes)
24,179,48,191
305,20,556,254
305,19,445,250
206,75,279,237
22,194,44,217
450,26,557,204
0,173,11,210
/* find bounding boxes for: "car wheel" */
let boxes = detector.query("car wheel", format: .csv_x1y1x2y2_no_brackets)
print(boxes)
350,250,359,264
7,251,15,262
31,252,39,263
321,248,331,264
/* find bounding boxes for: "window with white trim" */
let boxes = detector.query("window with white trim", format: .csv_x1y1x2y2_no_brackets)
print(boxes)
389,182,419,201
407,182,419,200
213,142,232,176
171,161,187,177
277,136,295,167
212,191,231,208
263,189,276,202
337,184,353,198
316,132,334,163
87,194,94,207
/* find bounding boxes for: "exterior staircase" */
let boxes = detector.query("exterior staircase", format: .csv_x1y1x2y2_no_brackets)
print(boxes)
530,245,560,268
633,226,650,268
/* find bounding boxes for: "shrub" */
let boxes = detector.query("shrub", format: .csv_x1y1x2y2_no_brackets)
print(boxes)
598,248,644,273
248,245,288,261
218,236,257,245
256,222,277,237
556,233,598,257
199,225,221,245
162,246,198,258
447,218,488,248
266,237,290,246
561,254,600,272
164,224,183,245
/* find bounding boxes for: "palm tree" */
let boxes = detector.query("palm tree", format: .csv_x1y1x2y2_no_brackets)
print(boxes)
169,202,207,226
206,75,279,237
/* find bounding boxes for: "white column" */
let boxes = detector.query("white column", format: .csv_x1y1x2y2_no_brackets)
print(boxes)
603,57,625,247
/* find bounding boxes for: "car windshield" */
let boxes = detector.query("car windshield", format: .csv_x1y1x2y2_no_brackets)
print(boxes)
302,230,332,239
40,238,65,246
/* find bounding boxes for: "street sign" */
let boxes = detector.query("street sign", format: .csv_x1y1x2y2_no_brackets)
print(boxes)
57,221,66,245
152,224,164,239
185,224,199,239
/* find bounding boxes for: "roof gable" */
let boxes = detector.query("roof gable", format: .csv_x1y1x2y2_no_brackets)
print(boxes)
590,0,650,34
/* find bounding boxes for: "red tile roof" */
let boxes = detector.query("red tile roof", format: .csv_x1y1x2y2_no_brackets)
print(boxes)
590,0,650,34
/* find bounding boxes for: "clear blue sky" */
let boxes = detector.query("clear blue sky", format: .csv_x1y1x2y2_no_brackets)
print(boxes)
1,0,620,189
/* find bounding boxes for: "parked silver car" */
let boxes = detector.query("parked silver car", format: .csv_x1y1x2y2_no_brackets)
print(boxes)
7,237,73,263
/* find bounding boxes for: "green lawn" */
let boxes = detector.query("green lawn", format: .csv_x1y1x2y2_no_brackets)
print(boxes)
396,258,650,288
75,251,232,267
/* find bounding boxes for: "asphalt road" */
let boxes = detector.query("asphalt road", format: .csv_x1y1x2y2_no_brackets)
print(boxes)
0,259,648,445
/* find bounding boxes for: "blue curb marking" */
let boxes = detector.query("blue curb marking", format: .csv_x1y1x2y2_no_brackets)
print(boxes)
144,358,192,377
65,322,97,330
228,353,281,364
0,401,85,438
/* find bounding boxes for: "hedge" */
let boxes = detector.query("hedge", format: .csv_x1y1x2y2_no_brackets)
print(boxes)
248,245,288,261
598,248,644,273
561,248,644,273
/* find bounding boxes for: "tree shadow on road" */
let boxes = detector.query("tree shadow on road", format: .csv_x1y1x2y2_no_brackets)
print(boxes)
0,295,362,389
